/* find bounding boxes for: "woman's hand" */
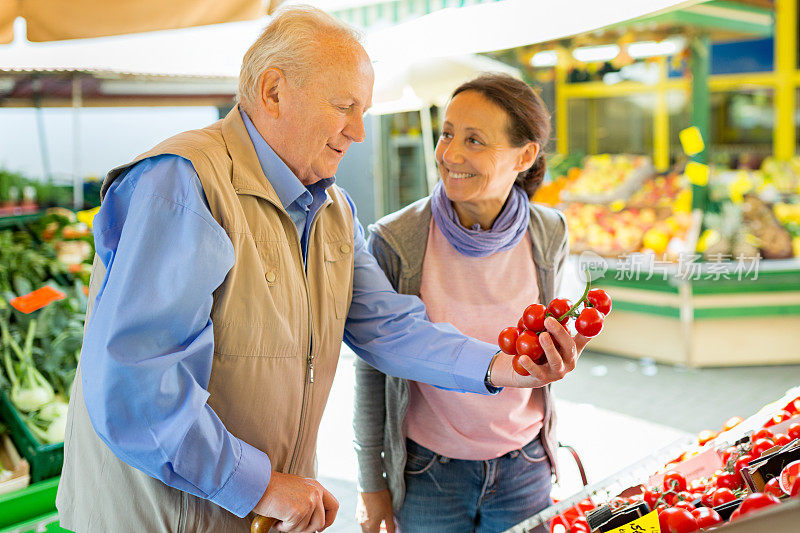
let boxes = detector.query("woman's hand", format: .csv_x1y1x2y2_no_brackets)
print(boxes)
356,489,396,533
492,316,589,388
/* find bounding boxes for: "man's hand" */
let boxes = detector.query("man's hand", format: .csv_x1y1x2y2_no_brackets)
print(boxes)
356,490,396,533
492,317,589,388
253,471,339,533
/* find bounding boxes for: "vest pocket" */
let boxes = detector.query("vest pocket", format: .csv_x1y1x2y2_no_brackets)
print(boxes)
323,240,354,319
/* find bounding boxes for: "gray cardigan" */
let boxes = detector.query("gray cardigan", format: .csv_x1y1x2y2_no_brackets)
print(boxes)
353,196,569,511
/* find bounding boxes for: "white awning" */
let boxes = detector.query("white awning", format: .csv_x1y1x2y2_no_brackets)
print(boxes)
366,0,702,63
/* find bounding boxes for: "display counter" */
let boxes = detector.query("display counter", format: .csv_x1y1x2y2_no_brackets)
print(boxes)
589,257,800,366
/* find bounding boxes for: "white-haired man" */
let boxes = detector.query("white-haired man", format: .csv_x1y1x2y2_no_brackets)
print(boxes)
56,6,586,532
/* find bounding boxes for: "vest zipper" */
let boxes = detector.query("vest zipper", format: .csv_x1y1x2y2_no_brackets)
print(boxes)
288,203,328,473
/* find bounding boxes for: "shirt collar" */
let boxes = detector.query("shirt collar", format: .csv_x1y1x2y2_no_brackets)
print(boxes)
239,108,335,210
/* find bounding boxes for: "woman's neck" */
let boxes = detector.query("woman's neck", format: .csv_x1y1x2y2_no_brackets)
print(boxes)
452,198,506,230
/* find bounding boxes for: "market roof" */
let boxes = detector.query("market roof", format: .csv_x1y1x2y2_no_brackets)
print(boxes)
0,68,237,107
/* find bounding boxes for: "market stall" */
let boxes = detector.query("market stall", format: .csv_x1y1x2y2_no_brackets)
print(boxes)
514,0,800,366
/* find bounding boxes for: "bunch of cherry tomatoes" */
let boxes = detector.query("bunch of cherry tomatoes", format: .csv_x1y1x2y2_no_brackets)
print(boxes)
497,279,612,375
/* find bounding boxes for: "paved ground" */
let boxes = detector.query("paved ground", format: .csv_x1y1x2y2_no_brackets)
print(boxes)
314,345,800,532
553,350,800,434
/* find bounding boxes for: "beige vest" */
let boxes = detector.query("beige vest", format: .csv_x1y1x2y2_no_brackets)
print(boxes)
56,106,354,532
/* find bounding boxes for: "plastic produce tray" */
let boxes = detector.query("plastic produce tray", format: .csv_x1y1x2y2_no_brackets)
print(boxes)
0,391,63,483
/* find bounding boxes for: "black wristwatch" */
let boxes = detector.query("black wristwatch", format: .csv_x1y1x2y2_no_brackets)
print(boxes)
484,351,501,393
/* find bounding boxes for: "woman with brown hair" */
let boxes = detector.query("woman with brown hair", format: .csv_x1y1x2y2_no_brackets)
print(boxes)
354,73,580,532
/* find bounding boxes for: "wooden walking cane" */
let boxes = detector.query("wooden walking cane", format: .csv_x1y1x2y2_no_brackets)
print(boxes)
251,516,278,533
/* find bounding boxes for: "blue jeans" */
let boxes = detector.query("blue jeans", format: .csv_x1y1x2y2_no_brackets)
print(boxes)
396,437,552,533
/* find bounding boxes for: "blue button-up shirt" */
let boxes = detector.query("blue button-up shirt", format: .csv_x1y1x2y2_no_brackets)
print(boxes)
81,109,498,518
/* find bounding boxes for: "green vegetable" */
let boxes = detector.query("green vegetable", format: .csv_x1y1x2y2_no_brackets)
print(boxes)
2,320,54,413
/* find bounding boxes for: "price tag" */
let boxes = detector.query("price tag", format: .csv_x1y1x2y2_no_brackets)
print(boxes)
679,126,705,156
685,162,709,186
9,285,66,314
606,510,660,532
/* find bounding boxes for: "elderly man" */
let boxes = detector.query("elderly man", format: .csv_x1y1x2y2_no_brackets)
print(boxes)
56,6,586,533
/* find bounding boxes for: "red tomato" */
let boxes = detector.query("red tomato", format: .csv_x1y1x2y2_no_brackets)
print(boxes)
723,416,744,432
569,516,590,532
774,434,792,447
608,497,627,510
700,490,715,508
498,326,520,355
512,355,531,376
784,397,800,415
664,471,688,492
548,514,569,533
575,307,604,337
576,499,595,513
517,317,525,330
751,428,774,443
751,438,776,459
721,447,738,465
657,510,672,532
643,487,662,511
764,410,791,427
691,507,722,529
711,488,736,506
697,429,718,446
764,477,785,498
729,508,741,521
734,454,752,477
715,472,743,490
546,298,572,326
788,423,800,440
673,501,695,512
516,330,546,364
738,492,780,517
660,508,699,533
587,288,612,315
522,303,547,332
791,478,800,497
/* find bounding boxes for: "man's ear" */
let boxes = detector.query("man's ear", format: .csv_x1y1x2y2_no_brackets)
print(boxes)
515,142,540,173
259,68,284,119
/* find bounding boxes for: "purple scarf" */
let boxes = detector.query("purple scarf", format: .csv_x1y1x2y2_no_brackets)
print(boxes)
430,181,530,258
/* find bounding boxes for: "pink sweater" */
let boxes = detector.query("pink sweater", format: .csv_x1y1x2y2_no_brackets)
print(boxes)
405,219,545,460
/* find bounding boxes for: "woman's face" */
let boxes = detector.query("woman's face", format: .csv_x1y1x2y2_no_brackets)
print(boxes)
435,90,536,210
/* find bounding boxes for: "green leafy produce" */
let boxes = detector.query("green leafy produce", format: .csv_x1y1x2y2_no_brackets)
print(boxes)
0,223,89,444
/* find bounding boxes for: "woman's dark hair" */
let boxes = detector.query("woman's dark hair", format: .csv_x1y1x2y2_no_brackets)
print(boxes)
451,73,551,199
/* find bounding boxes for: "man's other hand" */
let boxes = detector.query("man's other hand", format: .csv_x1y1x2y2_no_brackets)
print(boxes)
254,471,339,532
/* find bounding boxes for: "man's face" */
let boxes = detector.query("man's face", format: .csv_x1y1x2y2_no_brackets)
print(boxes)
274,42,374,185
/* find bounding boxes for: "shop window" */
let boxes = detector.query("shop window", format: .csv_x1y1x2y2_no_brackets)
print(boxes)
710,89,773,166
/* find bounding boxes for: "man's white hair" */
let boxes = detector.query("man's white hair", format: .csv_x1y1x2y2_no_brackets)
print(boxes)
238,5,363,111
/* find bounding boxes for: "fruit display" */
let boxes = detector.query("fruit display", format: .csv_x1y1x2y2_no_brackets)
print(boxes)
772,201,800,257
560,154,654,204
498,279,612,375
699,194,795,260
564,203,695,259
546,152,800,261
628,172,690,209
541,390,800,533
759,156,800,196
